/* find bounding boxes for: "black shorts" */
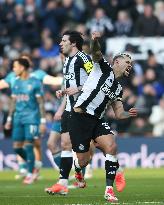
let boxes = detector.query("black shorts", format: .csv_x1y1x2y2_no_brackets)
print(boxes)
61,111,71,134
69,111,114,153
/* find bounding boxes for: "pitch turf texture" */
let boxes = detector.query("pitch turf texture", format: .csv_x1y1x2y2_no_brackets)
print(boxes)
0,168,164,205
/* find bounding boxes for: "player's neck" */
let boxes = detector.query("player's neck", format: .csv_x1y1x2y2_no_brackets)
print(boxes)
112,66,121,79
20,71,29,80
69,47,79,57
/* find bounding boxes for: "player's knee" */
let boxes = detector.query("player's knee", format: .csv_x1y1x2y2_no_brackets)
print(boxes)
47,141,56,153
105,142,117,155
77,154,90,168
61,141,72,151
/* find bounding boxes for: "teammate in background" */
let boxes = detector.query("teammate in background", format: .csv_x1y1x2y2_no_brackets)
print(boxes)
69,32,137,203
45,31,93,195
5,58,46,184
47,96,66,168
0,54,63,179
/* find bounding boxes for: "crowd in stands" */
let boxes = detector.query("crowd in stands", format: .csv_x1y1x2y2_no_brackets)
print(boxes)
0,0,164,138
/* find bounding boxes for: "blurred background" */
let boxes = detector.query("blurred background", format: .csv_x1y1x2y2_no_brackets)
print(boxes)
0,0,164,170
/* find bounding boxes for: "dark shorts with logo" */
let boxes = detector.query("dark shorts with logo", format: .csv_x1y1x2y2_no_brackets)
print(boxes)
61,110,71,134
69,111,114,153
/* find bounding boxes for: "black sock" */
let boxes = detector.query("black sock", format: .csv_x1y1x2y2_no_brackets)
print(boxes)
105,160,119,186
59,157,73,179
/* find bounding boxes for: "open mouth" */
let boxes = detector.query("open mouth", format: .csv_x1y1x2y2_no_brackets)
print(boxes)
60,47,63,53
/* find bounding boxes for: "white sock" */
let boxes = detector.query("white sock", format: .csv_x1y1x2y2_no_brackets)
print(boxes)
58,179,68,187
105,154,117,162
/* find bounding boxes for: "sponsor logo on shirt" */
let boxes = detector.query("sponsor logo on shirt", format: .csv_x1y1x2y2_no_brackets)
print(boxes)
100,83,116,99
15,94,29,102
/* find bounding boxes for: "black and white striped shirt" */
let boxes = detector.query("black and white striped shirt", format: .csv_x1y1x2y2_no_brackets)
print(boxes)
63,51,93,111
74,58,123,118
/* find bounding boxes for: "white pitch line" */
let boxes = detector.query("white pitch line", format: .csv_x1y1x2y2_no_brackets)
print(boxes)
0,195,163,203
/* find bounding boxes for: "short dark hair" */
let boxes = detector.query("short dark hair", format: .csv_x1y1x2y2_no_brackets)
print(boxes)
113,53,132,64
63,30,84,51
13,58,30,70
19,53,33,67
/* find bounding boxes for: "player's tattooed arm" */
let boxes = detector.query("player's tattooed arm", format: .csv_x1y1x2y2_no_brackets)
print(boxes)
112,100,137,119
90,32,103,63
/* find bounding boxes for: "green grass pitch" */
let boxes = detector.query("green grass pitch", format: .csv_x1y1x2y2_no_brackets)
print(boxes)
0,168,164,205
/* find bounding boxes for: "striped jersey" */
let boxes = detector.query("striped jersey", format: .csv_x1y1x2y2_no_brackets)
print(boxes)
74,57,123,118
63,51,93,111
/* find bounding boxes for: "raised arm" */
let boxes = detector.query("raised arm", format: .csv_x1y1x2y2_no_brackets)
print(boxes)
43,75,63,86
90,32,103,63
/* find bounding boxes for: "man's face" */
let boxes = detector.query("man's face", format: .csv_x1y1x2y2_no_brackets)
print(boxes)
59,35,73,56
117,56,132,77
13,61,24,76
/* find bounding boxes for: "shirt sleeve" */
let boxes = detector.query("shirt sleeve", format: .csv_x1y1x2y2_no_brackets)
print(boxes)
34,80,44,97
98,57,112,72
32,70,47,82
4,72,15,87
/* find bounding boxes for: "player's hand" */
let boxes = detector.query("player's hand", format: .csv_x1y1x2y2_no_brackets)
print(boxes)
54,110,63,121
39,123,46,134
65,87,79,96
56,90,64,99
128,107,138,117
4,122,12,130
91,31,101,40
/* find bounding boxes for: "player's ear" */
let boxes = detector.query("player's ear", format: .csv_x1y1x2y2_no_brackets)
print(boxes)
115,59,119,65
72,42,76,47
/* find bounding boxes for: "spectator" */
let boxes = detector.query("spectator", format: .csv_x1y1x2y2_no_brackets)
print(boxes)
127,117,153,136
135,4,160,36
143,51,164,84
130,0,145,23
39,37,59,58
101,0,119,22
115,10,133,36
86,8,114,53
135,83,158,117
154,1,164,35
86,8,114,36
4,37,30,60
